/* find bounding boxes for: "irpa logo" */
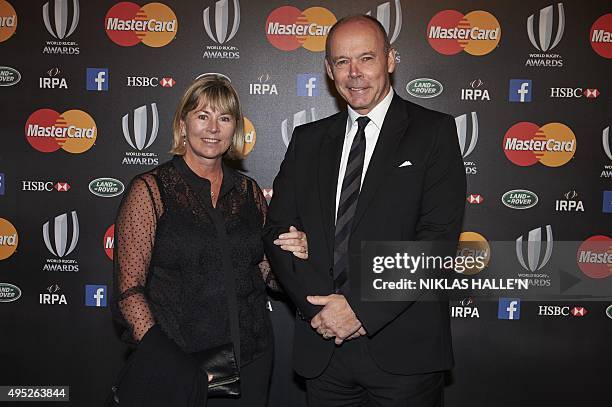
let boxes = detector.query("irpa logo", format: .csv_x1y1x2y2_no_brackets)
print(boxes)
366,0,402,44
455,112,478,159
281,108,318,147
43,211,79,258
203,0,240,44
43,0,79,39
516,225,553,272
122,103,159,151
527,3,565,52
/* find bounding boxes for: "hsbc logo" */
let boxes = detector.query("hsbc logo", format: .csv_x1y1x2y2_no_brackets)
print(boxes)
21,181,70,192
550,87,600,98
281,108,318,147
516,225,553,276
126,76,175,87
365,0,402,44
538,305,588,317
467,194,484,204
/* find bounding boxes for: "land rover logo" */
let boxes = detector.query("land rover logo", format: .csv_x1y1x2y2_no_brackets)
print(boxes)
406,78,443,99
502,189,538,209
0,66,21,86
0,283,21,302
89,178,124,198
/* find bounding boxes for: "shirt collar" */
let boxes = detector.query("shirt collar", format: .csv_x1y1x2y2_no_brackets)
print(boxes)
172,155,235,200
347,87,394,132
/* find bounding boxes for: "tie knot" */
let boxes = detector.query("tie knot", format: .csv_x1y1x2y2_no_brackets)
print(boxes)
356,116,370,131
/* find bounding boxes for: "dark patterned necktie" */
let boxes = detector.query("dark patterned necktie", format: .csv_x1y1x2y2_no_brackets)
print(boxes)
333,116,370,293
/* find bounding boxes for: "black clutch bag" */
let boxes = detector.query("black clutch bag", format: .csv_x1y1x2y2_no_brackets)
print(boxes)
193,343,241,398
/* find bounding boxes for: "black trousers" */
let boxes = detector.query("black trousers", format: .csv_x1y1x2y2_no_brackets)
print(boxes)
305,339,444,407
206,347,273,407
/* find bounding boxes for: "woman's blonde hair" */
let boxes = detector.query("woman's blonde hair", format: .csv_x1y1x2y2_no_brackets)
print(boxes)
170,74,245,159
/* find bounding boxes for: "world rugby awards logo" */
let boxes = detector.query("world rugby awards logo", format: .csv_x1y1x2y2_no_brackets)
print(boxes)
122,103,159,166
602,126,612,178
281,108,317,147
42,0,80,54
455,112,478,175
203,0,240,59
366,0,402,44
42,211,80,272
516,225,553,287
525,3,565,67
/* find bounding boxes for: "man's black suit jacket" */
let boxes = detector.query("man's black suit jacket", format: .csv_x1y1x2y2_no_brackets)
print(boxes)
263,94,466,378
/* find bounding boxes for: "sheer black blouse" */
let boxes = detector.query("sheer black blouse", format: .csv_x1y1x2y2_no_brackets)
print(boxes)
113,156,276,366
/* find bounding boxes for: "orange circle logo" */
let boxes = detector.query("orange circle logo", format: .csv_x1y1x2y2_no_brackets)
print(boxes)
105,2,178,47
427,9,501,56
0,218,18,260
25,109,97,154
266,6,336,52
0,0,17,43
243,117,256,156
503,122,576,167
456,231,490,275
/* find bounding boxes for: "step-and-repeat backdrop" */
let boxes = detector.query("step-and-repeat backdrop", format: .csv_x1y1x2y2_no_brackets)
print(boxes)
1,0,610,405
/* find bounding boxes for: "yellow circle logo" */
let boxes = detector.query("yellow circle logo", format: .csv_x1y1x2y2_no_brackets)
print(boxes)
0,218,18,260
0,0,17,43
456,231,490,275
243,117,256,156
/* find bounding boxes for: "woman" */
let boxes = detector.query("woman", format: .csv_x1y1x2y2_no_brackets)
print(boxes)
112,75,307,406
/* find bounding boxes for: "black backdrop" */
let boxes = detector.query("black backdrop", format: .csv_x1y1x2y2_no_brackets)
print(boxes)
1,0,611,406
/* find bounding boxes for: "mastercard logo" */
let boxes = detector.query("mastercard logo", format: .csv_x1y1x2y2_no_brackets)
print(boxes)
0,0,17,43
577,235,612,279
266,6,336,52
456,231,490,275
105,2,178,47
25,109,97,154
243,117,256,156
503,122,576,167
427,10,501,56
0,217,18,260
104,224,114,260
590,13,612,59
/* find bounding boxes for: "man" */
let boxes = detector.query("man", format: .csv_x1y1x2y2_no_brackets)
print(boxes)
264,15,466,406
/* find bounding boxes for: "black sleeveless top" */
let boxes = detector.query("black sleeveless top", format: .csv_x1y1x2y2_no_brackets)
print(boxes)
113,156,276,366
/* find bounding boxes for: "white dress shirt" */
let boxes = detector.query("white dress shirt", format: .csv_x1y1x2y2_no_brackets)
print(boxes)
334,87,394,222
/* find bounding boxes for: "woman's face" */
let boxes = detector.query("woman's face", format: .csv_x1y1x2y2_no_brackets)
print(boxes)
181,100,236,162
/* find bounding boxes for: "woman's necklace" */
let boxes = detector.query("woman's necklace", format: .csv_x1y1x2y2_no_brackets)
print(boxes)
209,170,222,199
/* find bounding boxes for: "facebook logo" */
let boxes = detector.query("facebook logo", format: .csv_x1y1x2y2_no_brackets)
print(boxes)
86,68,109,91
297,74,319,97
509,79,532,102
498,298,521,320
85,285,107,307
603,191,612,213
0,173,4,195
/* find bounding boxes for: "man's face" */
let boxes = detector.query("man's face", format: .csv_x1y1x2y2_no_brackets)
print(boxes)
325,19,396,115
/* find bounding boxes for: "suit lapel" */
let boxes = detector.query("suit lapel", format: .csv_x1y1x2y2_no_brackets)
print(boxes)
352,95,411,230
318,111,347,260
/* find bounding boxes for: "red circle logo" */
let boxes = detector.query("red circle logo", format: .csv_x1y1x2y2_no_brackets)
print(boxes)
577,235,612,279
104,224,114,260
590,13,612,59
